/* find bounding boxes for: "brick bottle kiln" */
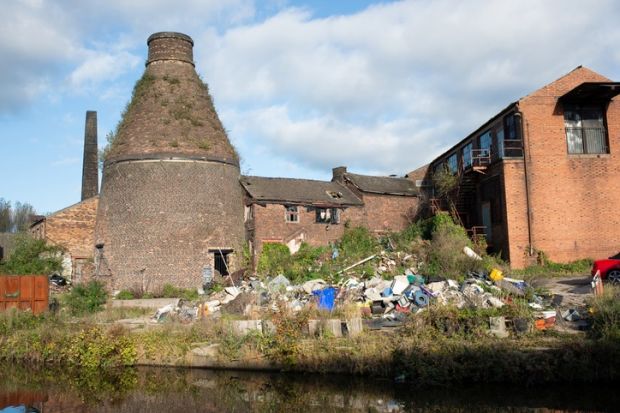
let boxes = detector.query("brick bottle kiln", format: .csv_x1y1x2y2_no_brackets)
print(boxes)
95,32,245,291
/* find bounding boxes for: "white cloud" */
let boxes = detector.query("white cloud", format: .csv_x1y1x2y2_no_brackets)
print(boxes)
200,0,620,176
68,51,141,91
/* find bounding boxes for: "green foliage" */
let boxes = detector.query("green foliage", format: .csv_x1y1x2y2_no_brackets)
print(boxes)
115,290,135,300
257,243,291,276
0,235,63,275
266,304,310,365
0,309,46,336
288,243,329,282
588,286,620,341
336,226,379,263
160,283,199,301
63,327,137,369
422,216,479,280
514,252,593,278
432,164,458,197
65,281,108,316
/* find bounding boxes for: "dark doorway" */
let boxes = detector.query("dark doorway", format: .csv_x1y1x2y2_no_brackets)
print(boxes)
211,249,232,276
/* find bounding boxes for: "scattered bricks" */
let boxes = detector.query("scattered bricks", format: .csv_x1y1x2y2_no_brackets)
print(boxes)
231,320,262,336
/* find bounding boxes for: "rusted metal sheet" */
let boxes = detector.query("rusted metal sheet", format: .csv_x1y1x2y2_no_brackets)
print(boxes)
0,275,49,315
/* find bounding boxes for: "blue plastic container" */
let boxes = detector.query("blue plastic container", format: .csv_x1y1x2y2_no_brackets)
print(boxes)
313,287,337,311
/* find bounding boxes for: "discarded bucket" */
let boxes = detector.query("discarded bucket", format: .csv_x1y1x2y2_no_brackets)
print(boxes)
489,268,504,282
313,287,337,311
414,290,429,307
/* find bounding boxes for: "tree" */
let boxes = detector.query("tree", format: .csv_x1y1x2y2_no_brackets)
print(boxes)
0,234,63,275
0,199,10,232
0,198,37,233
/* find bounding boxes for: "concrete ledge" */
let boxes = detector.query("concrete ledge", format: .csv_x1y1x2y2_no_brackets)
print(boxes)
111,298,180,309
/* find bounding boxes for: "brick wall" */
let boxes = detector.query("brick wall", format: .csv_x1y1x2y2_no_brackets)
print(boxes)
361,193,418,233
37,197,98,259
95,160,245,291
510,67,620,265
250,203,367,254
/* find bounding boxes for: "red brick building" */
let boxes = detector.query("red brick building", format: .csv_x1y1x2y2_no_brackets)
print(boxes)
241,168,419,264
425,66,620,268
30,196,98,281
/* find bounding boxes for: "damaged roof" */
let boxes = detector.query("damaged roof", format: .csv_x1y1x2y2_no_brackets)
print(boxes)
343,173,418,196
240,176,363,206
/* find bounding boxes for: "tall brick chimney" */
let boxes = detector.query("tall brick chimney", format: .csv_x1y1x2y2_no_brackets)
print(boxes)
81,110,98,200
95,32,245,291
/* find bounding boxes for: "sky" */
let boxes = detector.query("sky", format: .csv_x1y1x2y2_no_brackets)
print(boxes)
1,0,619,214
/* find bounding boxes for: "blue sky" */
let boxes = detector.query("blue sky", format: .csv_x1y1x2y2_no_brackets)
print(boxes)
1,0,619,214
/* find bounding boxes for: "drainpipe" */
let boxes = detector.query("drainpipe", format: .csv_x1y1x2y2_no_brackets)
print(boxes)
515,110,534,256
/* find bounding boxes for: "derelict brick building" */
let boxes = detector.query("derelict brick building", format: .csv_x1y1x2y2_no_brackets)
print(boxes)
426,66,620,268
95,32,245,290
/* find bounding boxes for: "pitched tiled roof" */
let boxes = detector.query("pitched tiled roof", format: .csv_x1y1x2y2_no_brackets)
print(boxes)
343,173,418,196
240,176,363,206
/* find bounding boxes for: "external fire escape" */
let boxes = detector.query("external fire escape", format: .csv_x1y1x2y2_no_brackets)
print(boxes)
429,148,491,241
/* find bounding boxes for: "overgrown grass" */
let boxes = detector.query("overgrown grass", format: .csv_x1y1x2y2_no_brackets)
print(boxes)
514,257,593,279
63,280,108,316
588,285,620,341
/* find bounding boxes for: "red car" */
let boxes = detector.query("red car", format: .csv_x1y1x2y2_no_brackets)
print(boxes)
592,252,620,284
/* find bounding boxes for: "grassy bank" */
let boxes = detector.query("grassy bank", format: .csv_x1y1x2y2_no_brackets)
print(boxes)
2,290,619,386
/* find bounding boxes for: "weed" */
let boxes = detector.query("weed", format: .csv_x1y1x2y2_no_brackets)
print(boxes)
160,283,199,301
115,290,135,300
169,139,179,148
0,234,63,275
196,139,210,150
64,280,107,316
588,285,620,340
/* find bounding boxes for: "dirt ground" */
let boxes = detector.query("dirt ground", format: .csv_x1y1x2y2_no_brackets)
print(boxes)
533,275,594,309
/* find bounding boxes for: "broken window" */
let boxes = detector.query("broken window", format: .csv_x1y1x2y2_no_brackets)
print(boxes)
447,153,458,174
326,190,343,199
462,142,473,169
564,104,608,154
211,250,231,276
316,208,340,224
285,206,299,222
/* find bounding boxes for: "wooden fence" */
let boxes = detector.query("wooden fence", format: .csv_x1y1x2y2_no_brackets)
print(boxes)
0,275,49,315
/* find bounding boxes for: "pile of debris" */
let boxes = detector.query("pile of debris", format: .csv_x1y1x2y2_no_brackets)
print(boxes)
147,247,587,335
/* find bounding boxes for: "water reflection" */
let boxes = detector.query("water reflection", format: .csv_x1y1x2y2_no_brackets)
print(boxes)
0,366,616,412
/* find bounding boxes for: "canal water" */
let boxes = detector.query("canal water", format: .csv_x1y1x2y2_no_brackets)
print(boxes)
0,366,616,412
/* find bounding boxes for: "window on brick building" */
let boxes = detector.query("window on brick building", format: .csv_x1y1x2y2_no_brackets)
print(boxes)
285,206,299,222
447,153,458,174
316,208,339,224
462,142,473,169
564,104,608,154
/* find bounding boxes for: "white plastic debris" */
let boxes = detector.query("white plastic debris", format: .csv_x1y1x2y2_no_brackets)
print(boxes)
463,246,483,261
391,275,410,295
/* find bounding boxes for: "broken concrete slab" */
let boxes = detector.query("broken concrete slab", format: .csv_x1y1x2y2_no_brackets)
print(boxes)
231,320,263,336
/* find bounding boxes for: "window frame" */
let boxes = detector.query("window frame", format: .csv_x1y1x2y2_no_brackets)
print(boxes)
564,103,609,155
315,207,340,224
285,205,299,223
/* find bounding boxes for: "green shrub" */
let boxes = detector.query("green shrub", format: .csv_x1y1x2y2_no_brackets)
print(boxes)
336,226,379,263
0,235,63,275
257,243,291,276
65,281,108,316
588,286,620,341
115,290,135,300
422,214,479,280
160,284,199,301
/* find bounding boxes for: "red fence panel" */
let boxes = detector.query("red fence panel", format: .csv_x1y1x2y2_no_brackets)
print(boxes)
0,275,49,315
